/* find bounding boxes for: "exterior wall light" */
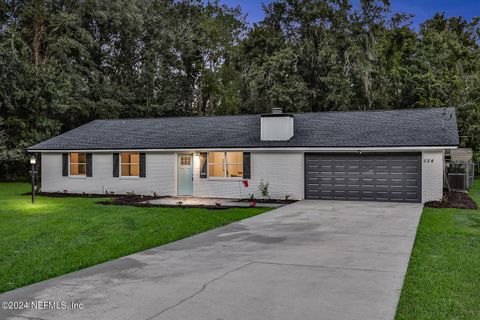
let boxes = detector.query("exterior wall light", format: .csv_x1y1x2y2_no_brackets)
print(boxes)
30,155,37,203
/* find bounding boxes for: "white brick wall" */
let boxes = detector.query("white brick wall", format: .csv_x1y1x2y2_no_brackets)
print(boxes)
193,152,304,200
421,150,444,202
42,151,304,199
41,152,176,196
41,150,445,202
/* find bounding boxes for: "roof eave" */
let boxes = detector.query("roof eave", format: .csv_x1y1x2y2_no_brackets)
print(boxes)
28,145,459,153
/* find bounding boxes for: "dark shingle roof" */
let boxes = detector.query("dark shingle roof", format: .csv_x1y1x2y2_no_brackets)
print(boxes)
28,107,459,150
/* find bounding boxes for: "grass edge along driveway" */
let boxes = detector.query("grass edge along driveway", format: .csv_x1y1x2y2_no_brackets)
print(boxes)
0,183,270,293
396,180,480,320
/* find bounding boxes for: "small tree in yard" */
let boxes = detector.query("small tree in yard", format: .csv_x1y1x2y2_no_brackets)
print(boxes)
258,179,270,199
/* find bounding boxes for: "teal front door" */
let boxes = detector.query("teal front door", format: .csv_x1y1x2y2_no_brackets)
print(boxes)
177,155,193,196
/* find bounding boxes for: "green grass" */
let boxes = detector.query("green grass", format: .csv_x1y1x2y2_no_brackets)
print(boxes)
396,180,480,320
0,183,269,293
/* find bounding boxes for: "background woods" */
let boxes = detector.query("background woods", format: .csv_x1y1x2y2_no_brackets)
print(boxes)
1,0,479,180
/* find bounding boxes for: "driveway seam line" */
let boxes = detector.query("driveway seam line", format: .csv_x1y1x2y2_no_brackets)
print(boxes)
12,315,50,320
144,262,254,320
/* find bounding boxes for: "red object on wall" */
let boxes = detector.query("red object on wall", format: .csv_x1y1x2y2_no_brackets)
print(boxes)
250,200,256,208
242,179,249,187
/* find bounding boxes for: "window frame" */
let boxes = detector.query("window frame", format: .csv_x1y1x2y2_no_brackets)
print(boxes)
207,152,243,179
69,152,87,177
120,152,140,178
180,156,192,166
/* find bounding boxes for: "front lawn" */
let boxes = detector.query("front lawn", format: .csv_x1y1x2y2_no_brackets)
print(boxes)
0,183,269,293
396,180,480,319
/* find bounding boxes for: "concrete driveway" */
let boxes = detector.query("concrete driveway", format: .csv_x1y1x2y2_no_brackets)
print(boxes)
0,200,422,320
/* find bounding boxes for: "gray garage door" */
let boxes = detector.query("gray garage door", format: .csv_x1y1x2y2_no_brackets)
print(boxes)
305,153,422,203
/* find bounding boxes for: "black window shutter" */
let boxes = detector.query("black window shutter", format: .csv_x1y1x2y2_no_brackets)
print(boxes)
200,153,207,178
62,153,68,176
86,153,93,177
139,153,146,178
113,153,119,177
243,152,251,179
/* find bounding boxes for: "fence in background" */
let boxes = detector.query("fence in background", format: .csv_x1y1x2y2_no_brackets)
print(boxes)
446,161,476,191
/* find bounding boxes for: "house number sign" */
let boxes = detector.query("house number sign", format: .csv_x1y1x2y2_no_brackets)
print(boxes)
423,159,434,163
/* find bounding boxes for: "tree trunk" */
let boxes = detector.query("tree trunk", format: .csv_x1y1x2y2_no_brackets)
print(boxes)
32,0,45,67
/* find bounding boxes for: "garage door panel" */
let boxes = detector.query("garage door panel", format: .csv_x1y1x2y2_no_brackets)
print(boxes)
305,153,422,203
375,192,389,201
390,178,403,187
361,166,375,174
360,190,375,200
375,167,389,173
405,178,419,187
390,166,403,173
361,178,375,187
406,192,421,200
376,178,389,187
347,178,360,187
390,191,404,201
320,178,332,186
405,166,419,173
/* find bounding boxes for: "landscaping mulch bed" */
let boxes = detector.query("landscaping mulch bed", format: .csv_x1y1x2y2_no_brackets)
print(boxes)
97,196,270,210
22,191,125,198
22,192,168,202
100,195,164,204
25,191,277,210
98,199,245,210
97,195,247,210
97,200,237,210
425,191,477,209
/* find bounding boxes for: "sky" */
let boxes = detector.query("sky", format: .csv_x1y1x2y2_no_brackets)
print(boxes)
219,0,480,27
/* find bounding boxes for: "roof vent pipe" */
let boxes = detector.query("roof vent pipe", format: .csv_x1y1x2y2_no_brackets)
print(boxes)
271,107,283,114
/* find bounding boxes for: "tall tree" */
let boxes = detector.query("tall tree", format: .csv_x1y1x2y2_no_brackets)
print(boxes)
1,0,480,179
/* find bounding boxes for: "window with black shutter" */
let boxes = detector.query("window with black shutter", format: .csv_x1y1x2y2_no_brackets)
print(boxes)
113,153,119,177
62,153,68,176
243,152,251,179
119,152,140,177
139,153,146,178
206,152,245,178
86,153,93,177
69,153,87,176
200,153,207,178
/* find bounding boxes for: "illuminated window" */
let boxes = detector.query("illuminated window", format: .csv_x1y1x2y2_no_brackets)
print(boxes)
70,153,86,176
208,152,243,178
121,152,140,177
180,156,191,166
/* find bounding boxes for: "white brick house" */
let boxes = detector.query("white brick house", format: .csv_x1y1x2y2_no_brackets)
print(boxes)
29,108,459,203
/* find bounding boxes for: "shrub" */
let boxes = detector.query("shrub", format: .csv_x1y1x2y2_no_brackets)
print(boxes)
258,179,270,199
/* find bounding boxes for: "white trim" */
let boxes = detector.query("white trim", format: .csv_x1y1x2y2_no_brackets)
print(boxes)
119,176,141,180
206,177,243,182
30,146,458,153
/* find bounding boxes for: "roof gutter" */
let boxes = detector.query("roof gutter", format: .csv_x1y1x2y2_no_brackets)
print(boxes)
28,146,458,153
